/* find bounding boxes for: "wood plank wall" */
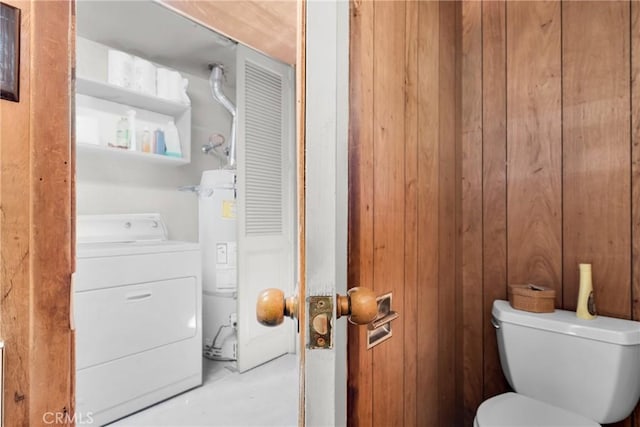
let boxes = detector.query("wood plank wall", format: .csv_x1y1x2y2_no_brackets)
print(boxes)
348,1,461,426
162,1,296,64
0,0,75,425
461,1,639,425
0,2,33,422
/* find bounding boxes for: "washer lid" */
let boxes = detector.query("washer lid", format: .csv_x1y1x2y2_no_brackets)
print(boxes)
77,213,168,244
77,240,200,258
476,393,599,427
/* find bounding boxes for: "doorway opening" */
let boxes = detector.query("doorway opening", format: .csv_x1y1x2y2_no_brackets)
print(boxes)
73,2,298,425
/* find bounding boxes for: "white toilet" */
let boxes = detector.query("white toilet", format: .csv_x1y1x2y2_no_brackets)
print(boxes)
474,300,640,426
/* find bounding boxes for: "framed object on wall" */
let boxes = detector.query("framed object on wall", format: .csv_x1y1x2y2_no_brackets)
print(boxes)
0,2,20,102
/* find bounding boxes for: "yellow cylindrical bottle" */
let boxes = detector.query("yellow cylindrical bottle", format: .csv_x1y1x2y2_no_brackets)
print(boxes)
576,263,597,320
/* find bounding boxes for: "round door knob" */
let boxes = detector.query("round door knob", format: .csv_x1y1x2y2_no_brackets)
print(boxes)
256,288,298,327
336,287,378,325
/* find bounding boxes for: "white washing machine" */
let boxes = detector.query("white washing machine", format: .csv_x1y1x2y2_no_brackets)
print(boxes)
74,214,202,426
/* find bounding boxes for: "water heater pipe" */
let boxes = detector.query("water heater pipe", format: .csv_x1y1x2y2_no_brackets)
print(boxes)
209,64,237,168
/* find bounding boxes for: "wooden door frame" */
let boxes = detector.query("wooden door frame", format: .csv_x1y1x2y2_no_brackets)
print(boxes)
0,1,75,425
296,0,307,425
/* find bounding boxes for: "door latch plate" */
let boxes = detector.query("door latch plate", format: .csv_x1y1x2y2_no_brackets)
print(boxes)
308,296,332,349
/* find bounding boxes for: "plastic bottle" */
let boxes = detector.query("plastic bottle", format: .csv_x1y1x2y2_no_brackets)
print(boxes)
127,110,137,151
576,263,597,320
115,116,129,149
164,120,182,157
154,128,166,155
141,127,152,153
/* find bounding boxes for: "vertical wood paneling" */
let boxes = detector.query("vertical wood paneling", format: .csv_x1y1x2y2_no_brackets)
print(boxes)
349,1,459,426
30,1,75,420
460,1,484,425
70,2,77,414
1,1,31,422
632,2,640,426
0,1,74,424
481,0,509,400
562,1,631,317
438,2,458,424
633,0,640,321
462,1,639,424
454,2,464,422
403,1,419,425
371,1,406,425
347,0,374,425
506,1,562,299
416,1,441,426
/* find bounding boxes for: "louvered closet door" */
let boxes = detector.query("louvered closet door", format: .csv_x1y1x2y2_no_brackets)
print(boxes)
236,44,295,373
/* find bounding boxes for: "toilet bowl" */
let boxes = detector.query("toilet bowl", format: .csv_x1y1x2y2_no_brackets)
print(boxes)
474,393,598,426
474,300,640,426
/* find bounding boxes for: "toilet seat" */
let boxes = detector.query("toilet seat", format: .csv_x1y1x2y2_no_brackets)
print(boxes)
474,393,600,427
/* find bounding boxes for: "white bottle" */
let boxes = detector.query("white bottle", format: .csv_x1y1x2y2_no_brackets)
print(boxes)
164,120,182,157
127,110,137,151
115,116,129,149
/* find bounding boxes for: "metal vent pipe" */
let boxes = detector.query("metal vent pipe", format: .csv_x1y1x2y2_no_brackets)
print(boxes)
209,64,237,168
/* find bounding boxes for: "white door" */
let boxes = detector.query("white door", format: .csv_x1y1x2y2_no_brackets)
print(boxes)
236,44,296,373
249,0,352,424
304,0,350,425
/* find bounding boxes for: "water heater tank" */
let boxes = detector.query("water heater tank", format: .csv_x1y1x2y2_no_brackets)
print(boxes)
199,169,237,294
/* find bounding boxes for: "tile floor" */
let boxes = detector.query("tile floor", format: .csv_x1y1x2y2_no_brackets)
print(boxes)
110,354,298,427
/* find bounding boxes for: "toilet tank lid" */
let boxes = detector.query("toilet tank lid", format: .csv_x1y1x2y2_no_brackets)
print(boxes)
493,300,640,346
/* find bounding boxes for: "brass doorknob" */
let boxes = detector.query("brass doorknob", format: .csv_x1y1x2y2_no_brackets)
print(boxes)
256,288,298,326
336,287,377,325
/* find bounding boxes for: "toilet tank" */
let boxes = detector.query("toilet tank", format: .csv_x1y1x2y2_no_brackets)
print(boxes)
493,300,640,424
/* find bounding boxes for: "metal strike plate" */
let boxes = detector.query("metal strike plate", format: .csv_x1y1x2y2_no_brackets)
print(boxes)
308,296,332,349
367,292,398,349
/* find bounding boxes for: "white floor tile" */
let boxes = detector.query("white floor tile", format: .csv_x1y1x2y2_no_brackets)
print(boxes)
109,354,298,427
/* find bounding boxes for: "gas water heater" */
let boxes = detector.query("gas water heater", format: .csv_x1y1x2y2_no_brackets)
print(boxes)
199,169,238,361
